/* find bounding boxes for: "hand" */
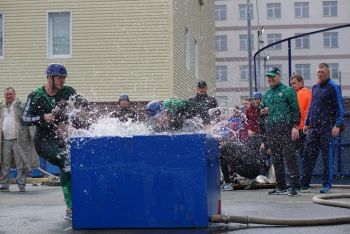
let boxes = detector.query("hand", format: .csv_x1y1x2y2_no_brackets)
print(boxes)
303,125,310,134
261,107,269,115
44,113,55,123
260,143,265,151
248,129,255,137
291,127,299,141
332,126,340,137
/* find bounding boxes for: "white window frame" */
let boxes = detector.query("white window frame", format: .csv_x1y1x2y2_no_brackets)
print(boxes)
323,1,337,17
239,4,254,20
239,34,254,51
295,2,309,18
216,65,228,81
0,13,4,59
185,27,191,70
323,31,338,48
267,3,281,19
240,65,249,80
328,63,339,79
295,33,310,49
267,34,282,50
215,5,227,21
215,35,228,51
194,39,200,79
295,64,311,80
47,10,72,59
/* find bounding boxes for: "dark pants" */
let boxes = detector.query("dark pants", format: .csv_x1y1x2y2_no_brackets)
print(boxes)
294,130,307,176
34,133,72,208
301,127,334,188
220,137,265,183
267,127,300,190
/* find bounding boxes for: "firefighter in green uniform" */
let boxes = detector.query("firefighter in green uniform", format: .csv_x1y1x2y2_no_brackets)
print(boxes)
145,98,210,132
21,63,88,220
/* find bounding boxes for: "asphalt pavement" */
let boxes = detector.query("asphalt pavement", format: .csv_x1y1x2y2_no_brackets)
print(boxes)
0,184,350,234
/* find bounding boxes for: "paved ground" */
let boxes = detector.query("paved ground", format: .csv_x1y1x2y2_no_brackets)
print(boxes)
0,184,350,234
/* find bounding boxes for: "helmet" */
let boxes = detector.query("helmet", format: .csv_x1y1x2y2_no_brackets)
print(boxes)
253,92,262,100
46,63,68,77
119,94,129,102
146,100,164,117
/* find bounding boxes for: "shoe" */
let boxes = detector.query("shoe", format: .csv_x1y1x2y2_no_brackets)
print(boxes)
221,183,234,191
299,187,311,193
0,186,9,192
320,185,331,193
19,186,26,192
64,209,72,221
288,188,300,197
267,188,288,195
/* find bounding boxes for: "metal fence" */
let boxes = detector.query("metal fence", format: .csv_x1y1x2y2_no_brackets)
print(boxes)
253,24,350,93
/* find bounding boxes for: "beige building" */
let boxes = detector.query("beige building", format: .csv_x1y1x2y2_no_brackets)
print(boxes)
215,0,350,107
0,0,215,102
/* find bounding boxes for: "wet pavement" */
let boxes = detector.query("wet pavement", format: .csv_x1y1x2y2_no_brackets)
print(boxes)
0,184,350,234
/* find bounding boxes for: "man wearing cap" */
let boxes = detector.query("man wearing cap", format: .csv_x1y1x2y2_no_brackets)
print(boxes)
189,81,218,125
260,67,301,196
111,94,138,122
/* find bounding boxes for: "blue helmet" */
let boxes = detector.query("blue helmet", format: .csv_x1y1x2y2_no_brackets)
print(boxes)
46,63,68,77
253,92,262,100
146,100,164,117
119,94,129,101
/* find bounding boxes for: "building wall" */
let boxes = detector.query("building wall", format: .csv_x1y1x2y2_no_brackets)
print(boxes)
171,0,215,98
0,0,214,103
215,0,350,107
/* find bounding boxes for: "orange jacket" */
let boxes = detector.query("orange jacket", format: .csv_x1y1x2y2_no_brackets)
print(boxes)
297,87,312,129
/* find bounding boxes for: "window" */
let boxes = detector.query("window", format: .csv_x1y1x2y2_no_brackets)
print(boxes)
295,2,309,18
267,3,281,19
323,1,337,17
47,11,71,58
295,33,310,49
216,96,229,107
215,5,227,21
194,39,200,79
324,32,338,48
215,35,227,51
216,65,228,81
267,34,282,50
0,13,3,58
295,64,311,80
239,4,254,20
240,65,249,80
239,34,254,51
185,28,190,70
328,63,339,79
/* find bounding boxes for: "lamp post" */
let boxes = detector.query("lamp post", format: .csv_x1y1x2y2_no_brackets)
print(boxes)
247,0,253,98
263,55,270,91
257,26,264,91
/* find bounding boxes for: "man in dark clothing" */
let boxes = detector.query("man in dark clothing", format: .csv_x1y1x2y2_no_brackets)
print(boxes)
261,67,301,196
21,63,89,221
301,63,344,194
189,81,218,125
111,93,138,122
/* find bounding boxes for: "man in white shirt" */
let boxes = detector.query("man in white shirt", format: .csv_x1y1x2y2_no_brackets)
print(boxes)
0,87,35,192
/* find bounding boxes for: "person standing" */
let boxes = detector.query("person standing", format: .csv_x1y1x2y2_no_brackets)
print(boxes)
21,63,88,220
260,67,301,196
111,93,138,122
0,87,36,192
189,81,218,125
301,63,344,193
290,74,312,187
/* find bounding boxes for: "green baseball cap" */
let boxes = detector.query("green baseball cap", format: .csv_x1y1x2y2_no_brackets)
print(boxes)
265,67,281,77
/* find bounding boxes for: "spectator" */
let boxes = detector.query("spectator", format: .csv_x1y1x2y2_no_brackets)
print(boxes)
240,97,251,113
290,74,312,185
189,81,218,125
111,93,138,122
0,87,37,192
301,63,344,194
260,67,301,196
21,63,89,220
146,98,209,132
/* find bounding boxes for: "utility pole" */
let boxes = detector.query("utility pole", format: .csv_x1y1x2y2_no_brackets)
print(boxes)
247,0,253,98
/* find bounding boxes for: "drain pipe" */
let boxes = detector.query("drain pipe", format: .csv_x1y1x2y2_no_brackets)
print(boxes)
210,193,350,226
